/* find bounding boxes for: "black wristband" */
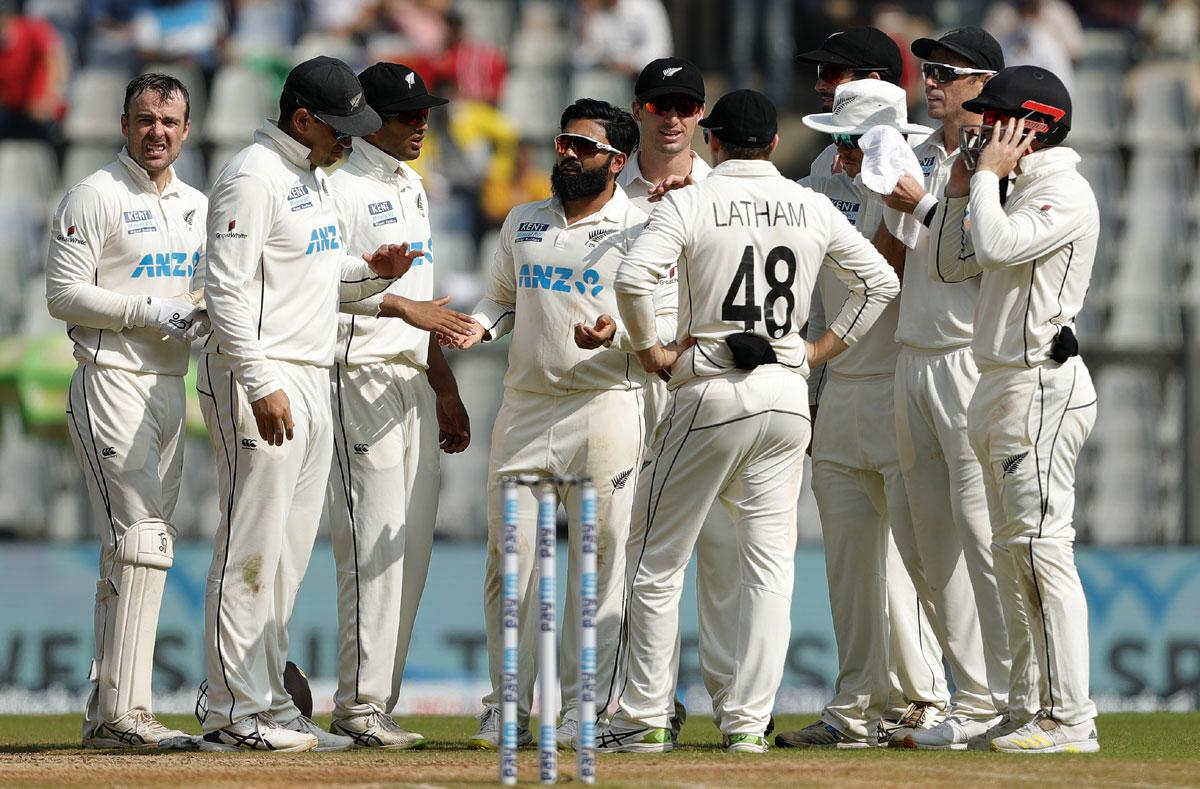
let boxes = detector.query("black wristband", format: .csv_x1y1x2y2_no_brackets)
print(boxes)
921,201,938,227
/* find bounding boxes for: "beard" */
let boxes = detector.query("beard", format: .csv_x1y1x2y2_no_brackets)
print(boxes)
551,161,611,201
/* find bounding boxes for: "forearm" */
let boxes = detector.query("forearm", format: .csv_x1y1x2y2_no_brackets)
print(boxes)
338,257,392,303
614,290,658,352
469,297,515,341
425,337,459,397
46,282,150,331
807,329,849,369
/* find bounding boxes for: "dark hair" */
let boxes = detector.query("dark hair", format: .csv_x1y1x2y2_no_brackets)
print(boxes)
717,138,773,160
124,73,191,122
560,98,639,156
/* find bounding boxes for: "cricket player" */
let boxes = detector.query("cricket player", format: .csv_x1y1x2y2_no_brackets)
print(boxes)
613,55,733,740
878,27,1025,750
933,66,1100,753
600,89,900,754
197,56,420,753
776,80,943,749
324,63,473,750
47,73,206,749
458,99,651,750
797,26,950,741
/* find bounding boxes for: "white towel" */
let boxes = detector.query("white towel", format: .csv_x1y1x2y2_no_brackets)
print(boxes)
858,125,925,249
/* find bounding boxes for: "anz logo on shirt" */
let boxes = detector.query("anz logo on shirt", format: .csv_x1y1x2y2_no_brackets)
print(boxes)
130,250,200,278
408,237,433,266
305,225,340,255
517,264,603,297
919,156,936,178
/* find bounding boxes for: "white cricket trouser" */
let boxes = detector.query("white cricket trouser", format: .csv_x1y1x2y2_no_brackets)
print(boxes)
646,377,741,723
893,345,1009,719
67,364,183,733
885,536,948,719
481,386,644,725
812,375,947,740
197,355,331,731
969,357,1098,726
328,360,439,721
613,367,809,736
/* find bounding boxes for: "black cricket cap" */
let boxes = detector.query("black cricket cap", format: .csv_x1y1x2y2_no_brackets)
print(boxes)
635,57,705,102
964,65,1072,144
281,56,381,137
912,26,1004,71
796,27,903,86
698,89,777,146
359,62,449,114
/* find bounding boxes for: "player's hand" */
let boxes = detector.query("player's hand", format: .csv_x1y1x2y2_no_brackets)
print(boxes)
449,319,487,350
146,296,205,342
436,392,471,453
647,174,695,202
977,117,1036,180
382,295,477,339
363,242,424,279
574,315,617,349
944,154,972,198
883,173,928,215
635,336,694,374
250,389,294,446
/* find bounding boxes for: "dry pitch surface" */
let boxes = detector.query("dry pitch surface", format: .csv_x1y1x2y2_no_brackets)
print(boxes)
0,713,1197,787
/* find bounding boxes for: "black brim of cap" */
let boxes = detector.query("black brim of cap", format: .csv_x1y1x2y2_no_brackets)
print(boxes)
795,46,857,66
315,105,382,137
912,37,984,68
636,84,704,102
376,94,450,113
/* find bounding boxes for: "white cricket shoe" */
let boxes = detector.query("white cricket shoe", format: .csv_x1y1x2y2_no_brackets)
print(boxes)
967,714,1023,750
83,710,187,749
904,714,1001,750
468,707,533,750
280,714,353,752
331,712,426,750
200,713,317,752
595,722,674,753
990,714,1100,754
556,717,579,750
879,701,944,747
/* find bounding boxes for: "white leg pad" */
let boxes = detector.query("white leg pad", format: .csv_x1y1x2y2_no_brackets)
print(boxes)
92,519,175,724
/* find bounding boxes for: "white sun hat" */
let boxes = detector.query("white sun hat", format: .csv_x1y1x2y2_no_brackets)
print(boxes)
802,79,932,136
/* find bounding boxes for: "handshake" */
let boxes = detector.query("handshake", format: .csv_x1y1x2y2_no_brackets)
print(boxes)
376,294,485,349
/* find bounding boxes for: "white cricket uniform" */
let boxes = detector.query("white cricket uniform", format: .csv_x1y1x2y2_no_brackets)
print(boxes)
801,172,947,740
933,146,1099,726
891,131,1011,720
618,149,740,717
197,123,396,731
324,140,440,723
471,186,657,725
611,159,900,736
46,149,206,736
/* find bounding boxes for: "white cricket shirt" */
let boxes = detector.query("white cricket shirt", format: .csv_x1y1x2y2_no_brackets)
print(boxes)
46,149,208,376
931,146,1098,370
801,171,900,405
202,123,395,401
329,140,434,369
615,158,900,390
893,131,981,351
471,185,656,396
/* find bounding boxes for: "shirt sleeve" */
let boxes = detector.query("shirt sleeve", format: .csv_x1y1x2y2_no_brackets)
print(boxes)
806,277,828,408
204,171,281,401
930,194,983,283
45,184,152,330
820,199,901,345
967,170,1087,269
337,255,393,304
470,208,517,340
615,194,686,350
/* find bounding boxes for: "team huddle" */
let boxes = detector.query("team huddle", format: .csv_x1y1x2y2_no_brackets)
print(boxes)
47,23,1102,757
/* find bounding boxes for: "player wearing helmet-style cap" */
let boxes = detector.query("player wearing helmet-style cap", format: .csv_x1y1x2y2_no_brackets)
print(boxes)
933,66,1100,754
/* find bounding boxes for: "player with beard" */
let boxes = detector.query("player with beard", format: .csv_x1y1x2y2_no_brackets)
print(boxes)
457,99,655,750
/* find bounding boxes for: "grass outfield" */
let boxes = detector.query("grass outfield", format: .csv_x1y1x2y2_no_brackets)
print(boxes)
0,713,1196,786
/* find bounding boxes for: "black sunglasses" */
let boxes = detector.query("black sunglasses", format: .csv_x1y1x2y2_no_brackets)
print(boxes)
309,111,351,143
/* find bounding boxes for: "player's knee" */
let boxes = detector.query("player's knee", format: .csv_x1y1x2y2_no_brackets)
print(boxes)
115,519,176,570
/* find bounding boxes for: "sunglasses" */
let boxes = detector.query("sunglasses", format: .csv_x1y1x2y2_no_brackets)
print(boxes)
921,61,996,84
554,133,621,158
831,133,862,150
309,111,351,143
387,107,430,127
643,95,702,117
817,64,883,83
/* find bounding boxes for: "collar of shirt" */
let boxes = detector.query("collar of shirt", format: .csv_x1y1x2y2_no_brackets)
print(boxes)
349,138,423,186
709,158,781,178
1013,146,1081,188
118,147,181,197
620,148,712,189
548,181,631,227
256,121,316,171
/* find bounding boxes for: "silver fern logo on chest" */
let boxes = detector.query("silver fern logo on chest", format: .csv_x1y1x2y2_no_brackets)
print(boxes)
586,228,618,248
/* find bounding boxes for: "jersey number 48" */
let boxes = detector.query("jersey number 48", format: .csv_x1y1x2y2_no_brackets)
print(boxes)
721,245,798,339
